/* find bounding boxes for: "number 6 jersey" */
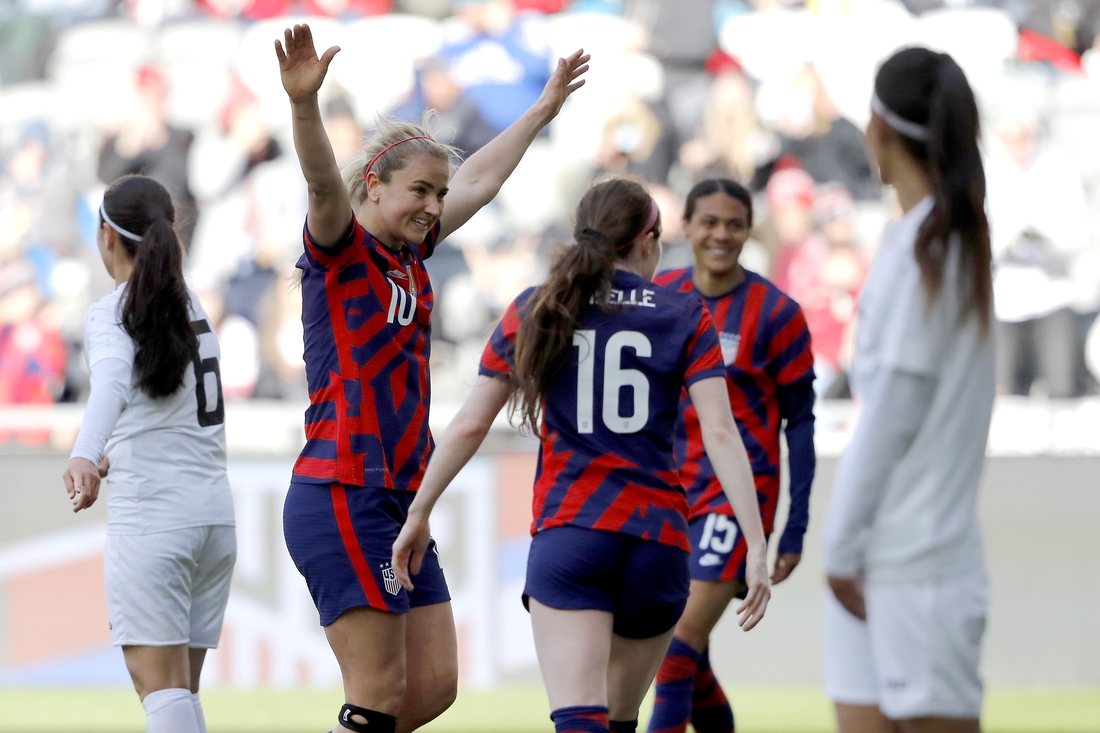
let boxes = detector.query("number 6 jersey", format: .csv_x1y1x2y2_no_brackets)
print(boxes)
480,270,726,552
82,284,234,535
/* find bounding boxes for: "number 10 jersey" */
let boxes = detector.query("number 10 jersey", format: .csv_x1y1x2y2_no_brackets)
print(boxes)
480,270,725,552
83,284,234,535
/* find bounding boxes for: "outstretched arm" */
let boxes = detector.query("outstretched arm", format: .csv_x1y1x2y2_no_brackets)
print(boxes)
438,50,589,241
275,24,350,246
392,375,513,590
689,376,771,631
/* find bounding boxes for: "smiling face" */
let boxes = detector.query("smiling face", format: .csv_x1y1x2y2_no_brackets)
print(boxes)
363,153,450,247
685,192,751,278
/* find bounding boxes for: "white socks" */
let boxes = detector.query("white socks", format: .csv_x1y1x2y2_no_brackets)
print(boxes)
142,688,200,733
191,693,208,733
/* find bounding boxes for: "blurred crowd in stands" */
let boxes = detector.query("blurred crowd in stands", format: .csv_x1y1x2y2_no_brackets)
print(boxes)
3,0,1100,426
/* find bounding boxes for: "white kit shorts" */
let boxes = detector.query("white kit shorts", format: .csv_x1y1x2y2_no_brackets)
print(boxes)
822,569,989,720
105,525,236,648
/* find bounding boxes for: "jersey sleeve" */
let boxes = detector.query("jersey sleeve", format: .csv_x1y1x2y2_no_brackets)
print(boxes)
683,297,726,387
479,298,522,378
767,298,816,387
418,221,442,260
301,216,365,270
84,300,135,369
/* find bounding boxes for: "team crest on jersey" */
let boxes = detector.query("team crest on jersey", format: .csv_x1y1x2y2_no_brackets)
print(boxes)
719,332,740,366
386,269,408,280
380,563,401,596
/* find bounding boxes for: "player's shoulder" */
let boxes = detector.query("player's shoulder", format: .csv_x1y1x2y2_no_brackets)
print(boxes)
508,285,539,315
653,266,694,292
85,286,125,329
186,288,210,322
744,270,806,323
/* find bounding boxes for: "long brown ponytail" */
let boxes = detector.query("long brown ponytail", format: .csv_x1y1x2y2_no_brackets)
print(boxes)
875,48,992,332
102,175,198,398
512,178,656,434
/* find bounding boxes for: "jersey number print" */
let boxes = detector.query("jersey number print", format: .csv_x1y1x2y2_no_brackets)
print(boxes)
574,329,651,435
191,320,225,428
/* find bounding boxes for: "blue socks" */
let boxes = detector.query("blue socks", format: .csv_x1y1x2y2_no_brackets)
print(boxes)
692,647,735,733
552,705,610,733
646,637,701,733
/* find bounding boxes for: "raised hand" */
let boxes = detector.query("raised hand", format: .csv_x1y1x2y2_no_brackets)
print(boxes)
534,49,590,124
274,24,340,103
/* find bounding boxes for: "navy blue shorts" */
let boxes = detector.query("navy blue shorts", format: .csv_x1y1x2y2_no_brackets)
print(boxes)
283,482,450,626
523,526,689,639
688,513,770,599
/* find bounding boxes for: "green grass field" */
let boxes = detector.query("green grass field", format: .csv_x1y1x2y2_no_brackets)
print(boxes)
0,686,1098,732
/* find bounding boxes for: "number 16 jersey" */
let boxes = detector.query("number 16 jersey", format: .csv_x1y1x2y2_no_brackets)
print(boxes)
83,284,234,535
480,270,725,552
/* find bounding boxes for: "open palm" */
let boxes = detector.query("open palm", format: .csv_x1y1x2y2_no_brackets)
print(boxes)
535,49,590,122
275,24,340,103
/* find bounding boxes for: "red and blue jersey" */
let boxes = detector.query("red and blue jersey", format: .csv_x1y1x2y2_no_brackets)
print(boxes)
292,217,441,490
479,270,726,552
655,267,817,555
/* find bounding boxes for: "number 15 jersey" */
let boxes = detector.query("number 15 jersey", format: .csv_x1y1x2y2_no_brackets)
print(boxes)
480,270,725,552
83,284,234,535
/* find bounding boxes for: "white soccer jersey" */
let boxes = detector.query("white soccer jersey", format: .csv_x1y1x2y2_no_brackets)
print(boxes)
82,284,235,535
842,197,994,582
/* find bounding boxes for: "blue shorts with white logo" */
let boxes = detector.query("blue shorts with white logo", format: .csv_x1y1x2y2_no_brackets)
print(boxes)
523,525,690,639
283,482,450,626
688,513,771,597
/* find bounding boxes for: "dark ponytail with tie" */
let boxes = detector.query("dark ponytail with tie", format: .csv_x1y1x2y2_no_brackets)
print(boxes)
874,47,992,332
512,178,657,434
102,175,198,398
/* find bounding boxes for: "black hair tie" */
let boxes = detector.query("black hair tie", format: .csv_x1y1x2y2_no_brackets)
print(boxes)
579,227,611,246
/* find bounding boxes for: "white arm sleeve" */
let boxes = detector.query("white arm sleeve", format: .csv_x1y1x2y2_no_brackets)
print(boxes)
70,357,131,463
821,369,936,578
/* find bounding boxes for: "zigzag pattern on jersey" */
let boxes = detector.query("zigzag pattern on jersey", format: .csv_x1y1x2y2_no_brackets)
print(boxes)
293,220,438,490
532,435,691,551
479,276,726,552
655,268,814,531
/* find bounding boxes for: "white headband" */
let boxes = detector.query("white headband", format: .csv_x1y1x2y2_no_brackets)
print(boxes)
871,93,930,141
99,202,143,242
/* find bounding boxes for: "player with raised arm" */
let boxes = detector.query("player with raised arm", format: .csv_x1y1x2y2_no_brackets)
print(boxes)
392,178,770,733
647,178,816,733
821,48,995,733
63,174,234,733
273,24,588,733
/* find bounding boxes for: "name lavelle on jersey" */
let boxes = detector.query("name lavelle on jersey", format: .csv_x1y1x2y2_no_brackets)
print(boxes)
589,287,659,308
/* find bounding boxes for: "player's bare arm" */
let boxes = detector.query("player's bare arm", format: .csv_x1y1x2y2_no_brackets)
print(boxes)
439,49,590,240
392,375,513,590
688,376,771,631
275,23,351,246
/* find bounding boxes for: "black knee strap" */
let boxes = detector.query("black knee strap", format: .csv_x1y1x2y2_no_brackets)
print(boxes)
610,719,639,732
338,704,396,733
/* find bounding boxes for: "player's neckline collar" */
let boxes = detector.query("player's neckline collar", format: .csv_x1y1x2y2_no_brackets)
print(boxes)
692,266,752,299
364,229,414,257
